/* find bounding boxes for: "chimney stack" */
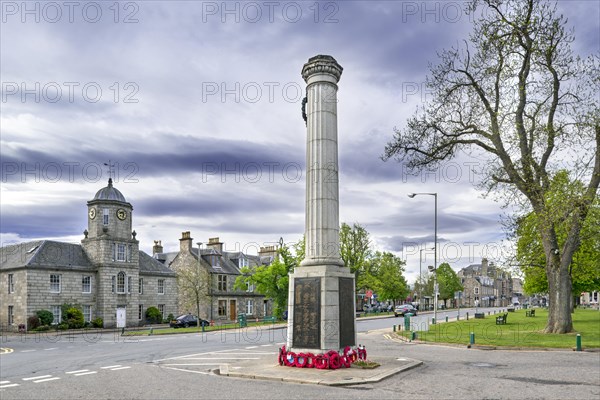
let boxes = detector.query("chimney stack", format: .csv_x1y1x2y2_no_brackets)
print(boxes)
153,240,163,255
180,231,193,253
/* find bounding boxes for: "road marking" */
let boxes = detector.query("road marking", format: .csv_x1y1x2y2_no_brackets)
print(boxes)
161,366,210,375
164,363,225,366
110,366,131,371
20,350,36,353
66,370,89,374
260,344,273,347
177,357,260,360
0,383,19,388
101,365,122,369
43,348,58,351
74,371,97,376
23,375,52,381
0,348,14,355
34,377,60,383
245,346,258,349
0,381,9,384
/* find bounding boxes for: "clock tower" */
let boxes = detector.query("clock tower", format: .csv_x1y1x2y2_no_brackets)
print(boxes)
82,178,138,265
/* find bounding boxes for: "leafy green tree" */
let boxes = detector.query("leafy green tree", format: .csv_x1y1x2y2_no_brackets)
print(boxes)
368,251,409,304
340,223,371,282
516,171,600,303
435,263,464,308
234,239,302,318
176,259,211,323
383,0,599,333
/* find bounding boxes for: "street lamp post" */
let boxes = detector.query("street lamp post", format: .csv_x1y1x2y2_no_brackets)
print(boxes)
409,192,438,324
419,247,434,312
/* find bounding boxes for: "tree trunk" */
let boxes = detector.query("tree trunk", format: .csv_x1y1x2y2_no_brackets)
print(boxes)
545,256,573,333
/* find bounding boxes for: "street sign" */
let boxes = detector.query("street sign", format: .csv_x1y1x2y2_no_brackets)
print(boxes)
366,290,373,298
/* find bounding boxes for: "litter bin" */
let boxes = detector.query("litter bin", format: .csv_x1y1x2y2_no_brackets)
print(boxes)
404,314,412,331
237,313,247,328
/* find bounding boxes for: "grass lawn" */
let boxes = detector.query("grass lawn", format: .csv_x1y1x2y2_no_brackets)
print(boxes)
398,308,600,349
122,320,283,336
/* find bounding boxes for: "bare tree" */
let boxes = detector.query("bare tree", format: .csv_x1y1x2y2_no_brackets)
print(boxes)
383,0,599,333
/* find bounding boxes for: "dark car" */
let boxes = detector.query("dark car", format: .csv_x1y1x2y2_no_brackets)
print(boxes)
169,314,209,328
394,304,418,317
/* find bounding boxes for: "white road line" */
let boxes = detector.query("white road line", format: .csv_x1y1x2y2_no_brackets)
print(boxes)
43,348,58,351
245,346,258,349
110,366,131,371
0,383,19,388
161,367,210,375
260,344,273,347
23,375,52,381
20,350,36,353
74,371,97,376
66,370,89,374
34,377,60,383
164,363,225,366
176,357,260,360
0,381,10,384
100,365,121,369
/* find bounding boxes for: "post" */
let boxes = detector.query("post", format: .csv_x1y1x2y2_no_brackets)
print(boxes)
576,334,582,351
470,332,475,345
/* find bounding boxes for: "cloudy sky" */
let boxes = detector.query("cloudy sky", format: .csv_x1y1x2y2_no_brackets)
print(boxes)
1,0,598,282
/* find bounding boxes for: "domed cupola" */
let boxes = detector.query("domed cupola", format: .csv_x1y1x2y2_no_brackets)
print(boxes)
93,178,127,203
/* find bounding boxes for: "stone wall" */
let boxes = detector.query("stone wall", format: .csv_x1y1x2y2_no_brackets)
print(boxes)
0,269,28,328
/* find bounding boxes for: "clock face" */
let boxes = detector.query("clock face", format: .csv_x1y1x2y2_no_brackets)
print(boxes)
88,208,96,220
116,209,127,220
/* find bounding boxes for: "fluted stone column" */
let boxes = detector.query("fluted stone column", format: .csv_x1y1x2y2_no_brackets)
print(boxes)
287,55,356,354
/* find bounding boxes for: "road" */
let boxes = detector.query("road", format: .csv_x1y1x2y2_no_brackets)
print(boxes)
1,313,598,399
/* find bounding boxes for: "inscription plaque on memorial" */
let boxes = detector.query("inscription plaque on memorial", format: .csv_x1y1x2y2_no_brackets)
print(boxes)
338,277,356,348
293,277,321,349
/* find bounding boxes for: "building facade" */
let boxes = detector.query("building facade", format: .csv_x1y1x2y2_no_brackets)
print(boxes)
0,179,177,330
458,258,515,307
156,233,274,322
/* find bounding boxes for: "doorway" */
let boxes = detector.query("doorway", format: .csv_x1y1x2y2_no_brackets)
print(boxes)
116,307,126,328
229,300,236,320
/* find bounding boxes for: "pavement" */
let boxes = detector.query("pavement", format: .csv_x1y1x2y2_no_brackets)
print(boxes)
217,348,422,386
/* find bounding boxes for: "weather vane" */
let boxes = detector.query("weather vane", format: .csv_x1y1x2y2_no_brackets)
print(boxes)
103,160,115,182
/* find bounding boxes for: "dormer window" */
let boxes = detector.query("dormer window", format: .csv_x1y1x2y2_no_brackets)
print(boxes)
103,208,109,225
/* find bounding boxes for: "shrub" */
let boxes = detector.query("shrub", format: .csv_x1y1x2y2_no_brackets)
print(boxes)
33,325,50,331
27,315,41,330
145,307,162,324
167,313,175,322
57,322,69,330
36,310,54,326
91,317,103,328
65,307,85,329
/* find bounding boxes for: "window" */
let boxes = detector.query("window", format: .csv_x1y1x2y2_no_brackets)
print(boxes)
246,282,254,292
8,274,14,294
117,272,126,293
82,276,91,293
117,244,126,262
474,287,479,294
50,274,61,293
158,279,165,294
103,208,109,225
8,305,14,325
51,305,61,325
127,276,132,294
139,278,144,294
246,300,254,315
218,275,227,291
138,304,143,320
157,304,165,318
239,256,249,268
111,276,116,293
83,305,92,323
218,300,227,316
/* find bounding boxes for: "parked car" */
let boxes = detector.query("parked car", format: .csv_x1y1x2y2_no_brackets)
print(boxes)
394,304,418,317
170,314,209,328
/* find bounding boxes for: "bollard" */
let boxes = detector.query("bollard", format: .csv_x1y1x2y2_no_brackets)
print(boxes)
121,327,125,335
576,334,582,351
202,324,205,333
393,324,396,332
446,316,448,322
149,327,153,335
470,332,475,345
432,317,436,325
411,331,416,341
466,312,469,320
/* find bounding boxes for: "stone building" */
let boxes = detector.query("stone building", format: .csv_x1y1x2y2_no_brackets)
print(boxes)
155,233,274,322
0,179,177,330
458,258,514,307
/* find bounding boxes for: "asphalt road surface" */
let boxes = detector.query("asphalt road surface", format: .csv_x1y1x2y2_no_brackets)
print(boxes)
1,315,598,399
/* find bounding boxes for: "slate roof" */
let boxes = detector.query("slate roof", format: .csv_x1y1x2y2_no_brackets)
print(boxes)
0,240,94,271
0,240,175,276
138,251,177,276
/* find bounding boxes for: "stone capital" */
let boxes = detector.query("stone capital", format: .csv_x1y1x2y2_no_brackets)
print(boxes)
301,55,343,84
